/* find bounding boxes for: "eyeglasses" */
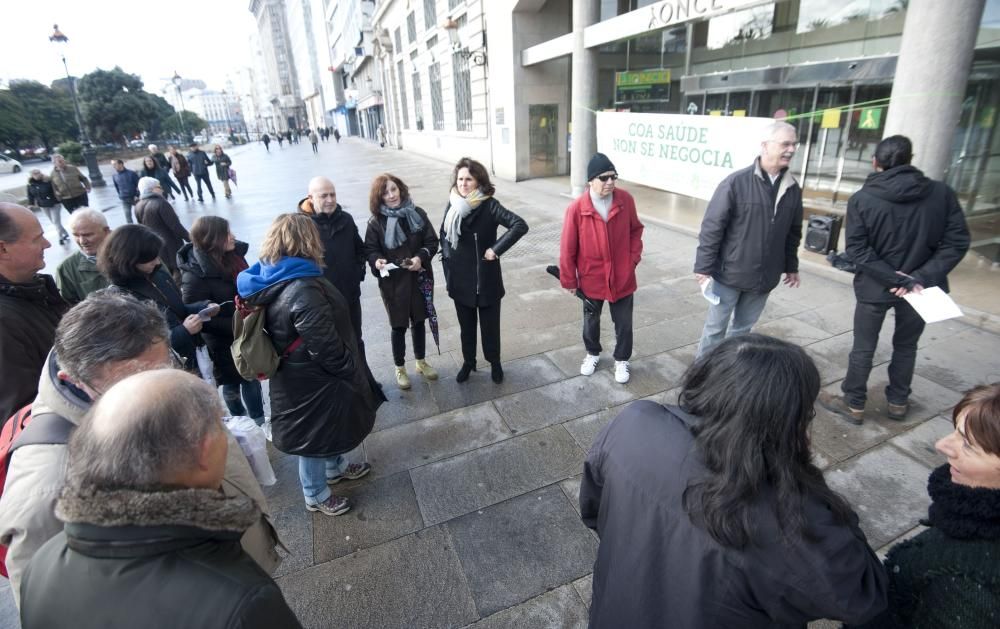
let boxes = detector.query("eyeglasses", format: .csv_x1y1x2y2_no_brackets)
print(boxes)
769,141,800,150
597,174,619,182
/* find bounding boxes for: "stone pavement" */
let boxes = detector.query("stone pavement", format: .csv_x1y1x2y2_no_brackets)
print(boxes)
3,136,1000,628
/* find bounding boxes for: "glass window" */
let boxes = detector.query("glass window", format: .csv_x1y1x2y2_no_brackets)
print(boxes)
424,0,437,30
394,27,402,52
429,62,445,130
412,71,424,130
453,50,472,131
397,60,409,129
407,12,417,43
449,0,463,10
707,3,775,49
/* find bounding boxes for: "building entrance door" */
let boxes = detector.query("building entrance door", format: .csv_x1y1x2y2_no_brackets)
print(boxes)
529,105,559,178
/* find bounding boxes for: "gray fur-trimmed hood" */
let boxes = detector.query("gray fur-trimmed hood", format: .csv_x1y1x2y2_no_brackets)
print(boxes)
56,486,260,534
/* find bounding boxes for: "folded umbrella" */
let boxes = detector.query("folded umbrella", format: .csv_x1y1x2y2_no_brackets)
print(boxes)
418,270,441,354
545,265,599,314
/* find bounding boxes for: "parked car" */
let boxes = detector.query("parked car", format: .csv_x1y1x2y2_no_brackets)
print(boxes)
0,154,23,173
128,139,145,148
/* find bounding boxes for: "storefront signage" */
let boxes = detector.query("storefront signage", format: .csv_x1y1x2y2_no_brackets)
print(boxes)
821,108,841,129
584,0,770,49
858,107,882,129
596,111,773,200
615,69,672,104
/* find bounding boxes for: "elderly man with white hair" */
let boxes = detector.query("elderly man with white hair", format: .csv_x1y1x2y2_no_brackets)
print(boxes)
55,209,111,304
17,368,300,629
693,120,804,358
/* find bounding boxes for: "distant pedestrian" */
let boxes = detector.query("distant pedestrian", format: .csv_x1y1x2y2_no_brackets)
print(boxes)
147,144,181,198
581,334,888,628
333,128,341,143
309,130,319,153
168,146,193,201
376,124,386,148
186,143,216,202
560,153,644,384
693,121,803,358
819,135,970,426
111,159,139,224
262,133,271,152
26,169,68,244
133,177,189,278
277,134,284,148
49,154,90,213
140,156,176,202
213,145,233,199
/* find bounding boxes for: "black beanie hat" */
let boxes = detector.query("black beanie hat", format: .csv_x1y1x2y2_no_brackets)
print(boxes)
587,153,617,182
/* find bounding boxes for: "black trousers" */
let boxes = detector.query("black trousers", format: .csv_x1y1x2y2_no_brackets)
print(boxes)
842,299,926,408
454,301,501,365
346,294,365,362
193,173,215,200
176,176,194,200
582,293,634,361
391,320,426,366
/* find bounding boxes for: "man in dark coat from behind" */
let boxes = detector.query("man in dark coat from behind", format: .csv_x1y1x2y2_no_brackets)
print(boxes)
18,369,301,629
0,203,69,421
298,176,367,352
134,177,190,279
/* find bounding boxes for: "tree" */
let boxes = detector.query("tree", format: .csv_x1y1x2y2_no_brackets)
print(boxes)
0,91,35,153
7,80,77,152
160,111,208,138
76,67,157,143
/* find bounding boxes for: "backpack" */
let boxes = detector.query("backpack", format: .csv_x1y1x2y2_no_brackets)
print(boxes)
231,295,302,381
0,404,74,578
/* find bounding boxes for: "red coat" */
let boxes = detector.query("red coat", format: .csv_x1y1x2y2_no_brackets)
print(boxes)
560,188,644,302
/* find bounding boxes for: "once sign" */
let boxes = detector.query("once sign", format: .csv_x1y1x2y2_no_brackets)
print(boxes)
596,111,774,201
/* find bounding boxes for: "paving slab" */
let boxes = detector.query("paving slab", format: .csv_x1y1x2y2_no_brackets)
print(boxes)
825,445,933,549
277,526,479,629
754,316,834,347
372,377,443,432
492,371,636,433
559,474,584,517
446,485,598,617
365,402,513,479
860,364,964,428
410,425,585,526
791,301,858,336
572,574,594,610
563,405,625,452
621,351,692,398
430,355,567,413
462,583,589,629
888,416,952,470
810,384,895,463
312,471,424,563
915,326,1000,392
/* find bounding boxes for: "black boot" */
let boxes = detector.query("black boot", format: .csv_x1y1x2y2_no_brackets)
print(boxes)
490,361,504,384
456,361,476,383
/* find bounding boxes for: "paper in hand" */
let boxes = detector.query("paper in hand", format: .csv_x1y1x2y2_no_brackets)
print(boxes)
701,278,721,305
379,262,399,278
903,286,963,323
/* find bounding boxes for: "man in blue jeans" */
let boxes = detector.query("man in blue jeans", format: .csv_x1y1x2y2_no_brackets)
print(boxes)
693,121,803,359
819,136,969,425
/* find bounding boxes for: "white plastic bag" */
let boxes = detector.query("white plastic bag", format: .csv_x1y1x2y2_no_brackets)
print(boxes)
195,345,216,386
224,415,277,486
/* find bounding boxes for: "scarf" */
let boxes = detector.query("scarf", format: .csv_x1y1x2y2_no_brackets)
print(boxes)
379,198,423,250
926,464,1000,540
443,187,491,249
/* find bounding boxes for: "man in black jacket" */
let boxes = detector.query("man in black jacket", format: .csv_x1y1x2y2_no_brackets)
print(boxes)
0,203,68,422
299,176,366,353
18,368,301,629
693,121,803,358
821,136,970,425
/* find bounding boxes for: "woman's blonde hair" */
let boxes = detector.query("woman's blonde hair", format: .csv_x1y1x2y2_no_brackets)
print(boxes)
259,213,325,267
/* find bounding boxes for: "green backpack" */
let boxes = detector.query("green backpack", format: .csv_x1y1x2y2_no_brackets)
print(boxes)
231,295,302,381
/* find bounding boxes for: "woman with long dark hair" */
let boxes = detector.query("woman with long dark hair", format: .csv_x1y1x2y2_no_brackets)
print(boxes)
439,157,527,384
140,155,176,201
364,173,439,390
98,224,213,372
178,216,264,424
580,334,887,628
237,214,384,517
849,383,1000,629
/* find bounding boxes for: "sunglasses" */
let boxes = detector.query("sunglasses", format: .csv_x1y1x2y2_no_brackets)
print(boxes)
597,174,618,182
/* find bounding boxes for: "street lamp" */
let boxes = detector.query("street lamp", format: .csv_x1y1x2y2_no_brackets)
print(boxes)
49,24,105,187
171,71,191,143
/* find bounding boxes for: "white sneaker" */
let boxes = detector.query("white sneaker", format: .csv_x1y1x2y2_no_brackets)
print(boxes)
580,354,600,376
614,360,630,384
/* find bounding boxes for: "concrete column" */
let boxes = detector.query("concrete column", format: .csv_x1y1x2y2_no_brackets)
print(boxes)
884,0,985,180
570,0,600,196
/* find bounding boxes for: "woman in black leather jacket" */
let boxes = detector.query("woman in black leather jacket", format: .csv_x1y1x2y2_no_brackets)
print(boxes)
440,157,528,384
236,214,384,517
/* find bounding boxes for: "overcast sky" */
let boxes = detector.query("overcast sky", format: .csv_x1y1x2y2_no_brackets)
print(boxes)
3,1,257,93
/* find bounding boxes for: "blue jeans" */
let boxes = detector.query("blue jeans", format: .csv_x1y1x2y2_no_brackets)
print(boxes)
696,280,771,359
298,454,352,506
222,380,265,424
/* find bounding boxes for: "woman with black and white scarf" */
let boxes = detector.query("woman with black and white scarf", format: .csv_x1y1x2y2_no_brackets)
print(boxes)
439,157,528,384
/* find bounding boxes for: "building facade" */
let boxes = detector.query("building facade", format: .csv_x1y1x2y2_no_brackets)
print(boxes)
250,0,307,131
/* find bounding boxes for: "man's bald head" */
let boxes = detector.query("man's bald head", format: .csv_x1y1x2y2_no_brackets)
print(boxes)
66,369,227,491
0,203,33,241
0,203,49,282
307,177,338,214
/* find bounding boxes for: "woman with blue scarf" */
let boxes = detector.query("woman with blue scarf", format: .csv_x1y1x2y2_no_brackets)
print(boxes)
364,173,440,390
237,214,384,517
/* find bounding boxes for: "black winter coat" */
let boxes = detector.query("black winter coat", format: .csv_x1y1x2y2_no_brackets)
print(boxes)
694,159,803,293
177,242,249,386
135,194,190,274
19,487,301,629
439,197,528,307
26,178,58,208
113,267,207,371
581,401,888,629
364,207,439,328
846,165,970,303
0,273,68,422
140,164,175,196
244,276,383,457
298,200,366,300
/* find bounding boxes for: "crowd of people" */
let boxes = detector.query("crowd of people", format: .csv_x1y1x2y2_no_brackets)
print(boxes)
0,126,994,628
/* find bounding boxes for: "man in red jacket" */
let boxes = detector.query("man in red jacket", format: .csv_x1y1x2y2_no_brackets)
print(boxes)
560,153,644,384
